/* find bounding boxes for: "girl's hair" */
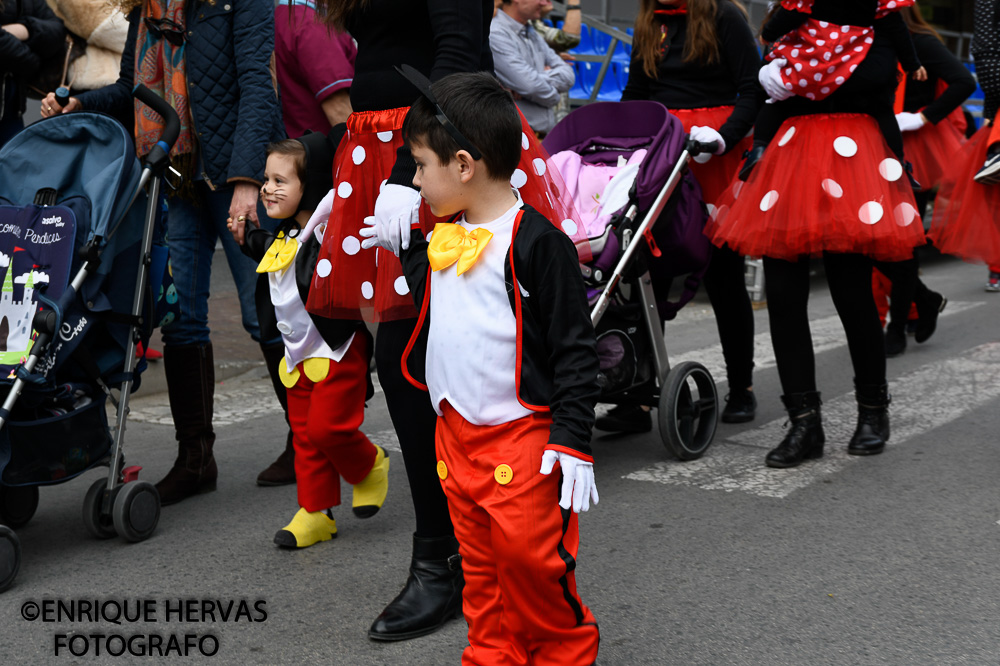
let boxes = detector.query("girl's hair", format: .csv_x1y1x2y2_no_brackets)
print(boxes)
899,5,943,42
314,0,367,29
266,139,307,180
633,0,748,79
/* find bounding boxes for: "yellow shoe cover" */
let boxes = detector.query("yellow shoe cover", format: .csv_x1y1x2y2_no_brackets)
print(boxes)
273,508,337,548
352,445,390,519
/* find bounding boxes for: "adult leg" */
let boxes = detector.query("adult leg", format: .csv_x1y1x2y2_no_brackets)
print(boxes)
823,253,890,455
874,256,919,356
369,319,462,641
704,244,756,422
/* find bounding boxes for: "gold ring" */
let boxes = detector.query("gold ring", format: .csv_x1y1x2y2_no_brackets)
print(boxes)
237,215,246,221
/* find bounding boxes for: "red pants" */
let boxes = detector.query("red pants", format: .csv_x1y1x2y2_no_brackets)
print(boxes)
286,334,377,511
436,403,599,666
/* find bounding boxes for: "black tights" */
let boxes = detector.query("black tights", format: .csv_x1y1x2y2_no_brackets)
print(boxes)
375,319,453,539
703,244,755,389
763,253,885,395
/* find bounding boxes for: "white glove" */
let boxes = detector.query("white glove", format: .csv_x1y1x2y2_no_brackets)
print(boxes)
302,188,335,241
689,126,726,156
361,183,422,255
760,58,794,101
896,112,926,133
539,449,599,513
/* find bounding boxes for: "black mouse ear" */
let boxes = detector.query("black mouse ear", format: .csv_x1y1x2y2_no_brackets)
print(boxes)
393,64,483,161
395,64,437,103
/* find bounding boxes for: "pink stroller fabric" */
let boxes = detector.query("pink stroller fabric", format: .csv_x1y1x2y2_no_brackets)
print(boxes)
548,149,647,239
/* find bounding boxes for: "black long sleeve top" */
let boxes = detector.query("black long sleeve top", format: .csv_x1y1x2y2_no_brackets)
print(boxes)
620,3,762,154
0,0,65,85
903,32,976,125
346,0,494,187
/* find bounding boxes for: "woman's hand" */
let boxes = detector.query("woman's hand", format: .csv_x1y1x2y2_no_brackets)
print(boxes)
2,23,29,40
227,182,261,245
40,92,81,118
911,66,928,82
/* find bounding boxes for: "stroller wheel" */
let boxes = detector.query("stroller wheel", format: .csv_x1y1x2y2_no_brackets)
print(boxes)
82,478,118,540
0,486,39,529
112,481,160,543
0,525,21,593
658,362,718,461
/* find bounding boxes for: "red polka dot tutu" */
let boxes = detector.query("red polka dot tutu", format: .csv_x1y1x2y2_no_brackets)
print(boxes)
927,125,1000,266
767,19,873,102
305,107,587,322
669,106,752,206
706,113,926,261
902,118,965,192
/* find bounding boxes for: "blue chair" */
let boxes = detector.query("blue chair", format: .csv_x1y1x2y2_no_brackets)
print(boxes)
570,24,596,55
611,36,630,63
568,62,590,100
591,29,611,55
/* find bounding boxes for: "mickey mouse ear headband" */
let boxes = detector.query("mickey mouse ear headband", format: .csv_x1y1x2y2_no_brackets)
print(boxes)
395,64,483,161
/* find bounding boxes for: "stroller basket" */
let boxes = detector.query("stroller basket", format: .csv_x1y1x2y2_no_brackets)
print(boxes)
0,394,111,486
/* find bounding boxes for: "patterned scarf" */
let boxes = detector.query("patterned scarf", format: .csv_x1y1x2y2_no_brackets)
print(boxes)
134,0,193,158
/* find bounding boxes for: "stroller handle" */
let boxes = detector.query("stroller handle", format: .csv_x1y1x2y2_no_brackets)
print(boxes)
132,84,181,156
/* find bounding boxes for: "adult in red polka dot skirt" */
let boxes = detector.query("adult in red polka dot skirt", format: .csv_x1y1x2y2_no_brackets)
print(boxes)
708,5,926,469
304,0,583,643
610,0,763,431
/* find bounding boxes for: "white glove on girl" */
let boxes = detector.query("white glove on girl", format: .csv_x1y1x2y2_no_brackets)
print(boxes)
896,112,926,133
540,449,599,513
689,126,726,156
302,188,335,241
760,58,794,101
360,184,422,255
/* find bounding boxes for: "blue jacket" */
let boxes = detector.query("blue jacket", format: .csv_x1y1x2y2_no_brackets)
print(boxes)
77,1,284,188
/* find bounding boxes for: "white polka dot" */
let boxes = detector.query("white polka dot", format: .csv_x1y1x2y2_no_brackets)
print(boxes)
842,25,850,32
799,79,808,87
824,53,832,62
810,59,819,67
854,46,864,52
865,36,873,45
532,158,546,176
394,276,410,295
732,181,743,198
835,45,844,53
821,179,843,198
827,65,835,72
894,202,919,227
791,49,799,57
830,32,839,39
342,235,361,255
859,202,884,225
814,73,823,82
361,281,374,299
805,47,815,54
834,136,857,157
836,76,846,85
706,203,717,219
521,132,529,150
819,21,829,28
510,169,528,189
817,39,826,46
808,29,816,36
879,158,903,182
338,181,353,198
784,82,794,91
850,64,858,73
785,67,793,76
377,131,394,143
316,258,332,278
352,146,366,165
821,87,831,95
760,190,780,212
806,92,816,100
561,219,578,236
795,63,803,71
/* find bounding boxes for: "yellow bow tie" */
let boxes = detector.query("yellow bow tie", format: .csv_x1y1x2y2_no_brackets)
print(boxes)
256,231,298,274
427,223,493,276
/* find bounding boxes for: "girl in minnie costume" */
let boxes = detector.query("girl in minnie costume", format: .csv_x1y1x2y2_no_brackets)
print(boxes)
744,0,926,178
237,132,389,549
707,3,927,468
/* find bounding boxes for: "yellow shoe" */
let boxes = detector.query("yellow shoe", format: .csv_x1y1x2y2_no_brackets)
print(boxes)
273,508,338,548
352,445,390,518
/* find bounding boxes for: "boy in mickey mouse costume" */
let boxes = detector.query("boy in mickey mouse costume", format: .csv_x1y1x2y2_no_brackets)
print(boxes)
363,69,600,665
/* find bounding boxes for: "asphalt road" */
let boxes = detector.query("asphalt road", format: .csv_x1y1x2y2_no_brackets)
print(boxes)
0,248,997,665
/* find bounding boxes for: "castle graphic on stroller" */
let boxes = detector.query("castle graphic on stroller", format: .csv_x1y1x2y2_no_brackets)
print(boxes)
0,87,180,591
544,100,720,461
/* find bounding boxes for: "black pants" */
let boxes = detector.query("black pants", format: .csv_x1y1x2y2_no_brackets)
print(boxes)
763,253,885,395
703,244,755,389
375,319,453,539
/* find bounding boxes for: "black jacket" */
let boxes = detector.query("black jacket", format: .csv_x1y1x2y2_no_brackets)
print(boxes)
903,33,977,125
0,0,64,120
399,205,600,459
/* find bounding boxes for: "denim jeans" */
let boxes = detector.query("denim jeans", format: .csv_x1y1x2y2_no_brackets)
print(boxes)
161,182,279,347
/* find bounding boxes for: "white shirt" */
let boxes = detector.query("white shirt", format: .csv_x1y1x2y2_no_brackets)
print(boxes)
426,200,532,426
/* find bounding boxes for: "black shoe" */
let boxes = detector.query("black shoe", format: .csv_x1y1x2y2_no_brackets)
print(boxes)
765,392,824,468
738,145,765,182
369,535,464,642
847,382,890,456
974,150,1000,185
884,325,907,357
721,388,757,423
914,292,946,344
595,404,652,434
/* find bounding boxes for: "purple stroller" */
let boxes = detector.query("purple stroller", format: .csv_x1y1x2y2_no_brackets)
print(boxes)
544,100,719,459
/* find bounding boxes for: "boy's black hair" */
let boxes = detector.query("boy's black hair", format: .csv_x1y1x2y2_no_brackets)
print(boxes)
402,72,522,182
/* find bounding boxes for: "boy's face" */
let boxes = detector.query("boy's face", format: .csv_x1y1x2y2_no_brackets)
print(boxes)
411,142,465,218
261,154,304,220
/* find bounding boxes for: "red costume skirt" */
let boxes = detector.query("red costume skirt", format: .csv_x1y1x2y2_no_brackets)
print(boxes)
707,114,925,261
927,125,1000,266
902,118,965,192
306,107,586,322
670,106,752,206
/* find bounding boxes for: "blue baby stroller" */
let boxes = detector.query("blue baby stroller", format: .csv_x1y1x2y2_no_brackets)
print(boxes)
0,87,179,591
544,100,720,460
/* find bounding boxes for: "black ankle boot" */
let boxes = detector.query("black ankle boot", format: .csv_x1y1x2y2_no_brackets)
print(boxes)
765,392,824,468
369,535,464,641
721,387,757,424
914,290,946,344
739,145,765,181
848,382,890,456
884,324,907,357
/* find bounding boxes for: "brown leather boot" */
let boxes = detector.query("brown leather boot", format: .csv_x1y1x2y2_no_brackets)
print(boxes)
156,343,218,506
256,342,295,486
